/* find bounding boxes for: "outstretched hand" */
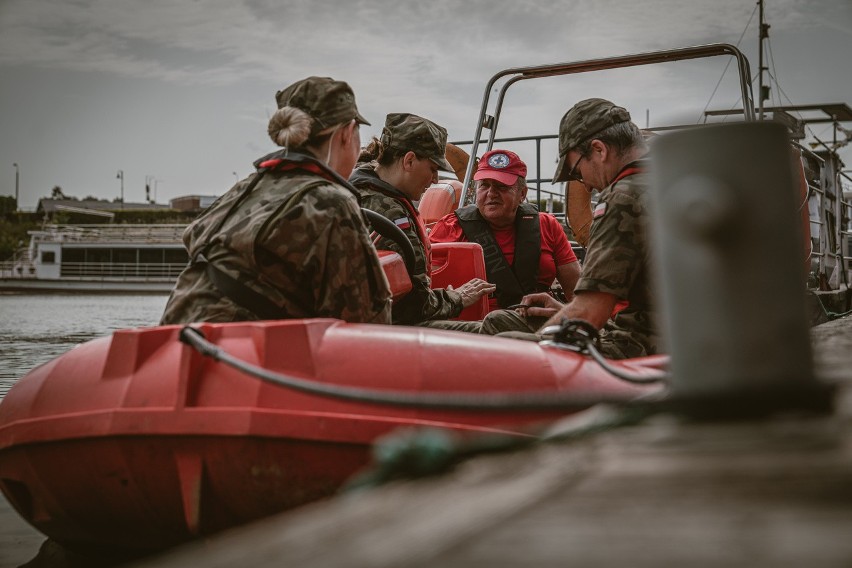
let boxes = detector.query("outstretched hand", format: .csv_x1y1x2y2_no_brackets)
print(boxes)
447,278,496,308
515,292,565,318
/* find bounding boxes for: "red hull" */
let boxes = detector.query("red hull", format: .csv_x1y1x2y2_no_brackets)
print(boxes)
0,319,665,553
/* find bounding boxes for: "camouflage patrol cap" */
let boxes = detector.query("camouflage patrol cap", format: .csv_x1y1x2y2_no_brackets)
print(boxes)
553,98,631,182
380,113,454,171
275,76,370,134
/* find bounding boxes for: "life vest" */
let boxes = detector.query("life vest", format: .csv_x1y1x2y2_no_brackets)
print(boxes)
455,202,542,308
189,150,361,319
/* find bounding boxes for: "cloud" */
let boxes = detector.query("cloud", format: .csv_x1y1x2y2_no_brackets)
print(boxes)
1,0,849,206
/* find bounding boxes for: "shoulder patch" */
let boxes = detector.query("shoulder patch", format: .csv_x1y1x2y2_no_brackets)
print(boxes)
393,216,411,230
593,202,607,218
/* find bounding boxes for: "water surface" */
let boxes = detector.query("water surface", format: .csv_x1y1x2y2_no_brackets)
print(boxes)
0,294,168,399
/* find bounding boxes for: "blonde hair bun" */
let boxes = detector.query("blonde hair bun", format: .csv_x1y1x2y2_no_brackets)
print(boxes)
268,106,312,148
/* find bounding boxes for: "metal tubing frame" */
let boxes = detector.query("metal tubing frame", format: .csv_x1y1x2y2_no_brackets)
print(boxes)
459,43,755,205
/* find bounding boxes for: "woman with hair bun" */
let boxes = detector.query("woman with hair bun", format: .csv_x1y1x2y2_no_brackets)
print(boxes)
161,76,391,325
350,113,494,329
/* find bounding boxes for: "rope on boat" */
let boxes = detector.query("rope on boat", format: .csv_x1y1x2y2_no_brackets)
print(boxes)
539,319,670,385
179,326,664,411
343,402,655,491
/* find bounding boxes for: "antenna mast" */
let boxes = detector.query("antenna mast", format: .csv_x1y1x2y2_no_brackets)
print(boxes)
757,0,771,120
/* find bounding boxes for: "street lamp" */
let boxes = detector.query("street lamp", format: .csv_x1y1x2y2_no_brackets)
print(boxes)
116,170,124,209
13,163,19,212
145,175,154,203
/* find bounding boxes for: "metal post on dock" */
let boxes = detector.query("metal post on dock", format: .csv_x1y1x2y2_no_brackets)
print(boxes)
647,122,832,418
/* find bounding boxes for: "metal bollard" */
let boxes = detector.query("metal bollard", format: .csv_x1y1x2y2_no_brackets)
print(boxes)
647,122,831,418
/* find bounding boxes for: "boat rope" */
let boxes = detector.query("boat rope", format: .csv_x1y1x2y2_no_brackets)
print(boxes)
179,326,664,411
538,319,669,385
343,403,654,491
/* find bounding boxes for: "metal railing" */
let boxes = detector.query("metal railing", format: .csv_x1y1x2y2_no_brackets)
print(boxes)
459,43,754,205
59,262,186,279
450,133,565,211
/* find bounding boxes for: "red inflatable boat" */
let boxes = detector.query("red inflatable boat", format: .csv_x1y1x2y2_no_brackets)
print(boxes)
0,317,665,554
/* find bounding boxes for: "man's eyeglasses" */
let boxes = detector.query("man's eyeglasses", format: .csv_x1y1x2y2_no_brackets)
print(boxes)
565,154,585,183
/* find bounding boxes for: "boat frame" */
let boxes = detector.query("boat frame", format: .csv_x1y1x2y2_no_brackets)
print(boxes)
452,42,850,305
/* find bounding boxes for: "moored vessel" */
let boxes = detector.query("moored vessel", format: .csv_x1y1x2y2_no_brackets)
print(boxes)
0,224,188,293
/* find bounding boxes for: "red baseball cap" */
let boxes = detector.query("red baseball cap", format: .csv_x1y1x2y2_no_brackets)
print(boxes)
473,149,527,186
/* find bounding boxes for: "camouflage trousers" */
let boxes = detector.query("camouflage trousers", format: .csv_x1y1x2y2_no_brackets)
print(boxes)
481,309,546,335
419,319,483,333
595,326,651,359
418,309,544,335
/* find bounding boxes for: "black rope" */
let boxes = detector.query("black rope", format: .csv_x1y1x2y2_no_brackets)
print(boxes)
179,326,661,411
539,319,669,385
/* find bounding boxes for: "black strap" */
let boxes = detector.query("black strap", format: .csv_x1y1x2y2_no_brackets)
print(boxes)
194,177,325,321
203,259,288,320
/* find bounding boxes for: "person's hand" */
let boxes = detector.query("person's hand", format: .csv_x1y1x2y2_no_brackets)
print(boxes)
447,278,496,308
515,292,565,318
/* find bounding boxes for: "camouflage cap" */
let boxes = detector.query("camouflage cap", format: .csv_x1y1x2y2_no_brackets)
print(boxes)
553,98,631,182
380,113,454,171
275,76,370,135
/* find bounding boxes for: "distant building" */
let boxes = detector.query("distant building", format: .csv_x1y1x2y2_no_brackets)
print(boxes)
169,195,219,212
36,199,171,219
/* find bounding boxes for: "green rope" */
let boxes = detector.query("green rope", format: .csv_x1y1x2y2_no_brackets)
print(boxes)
341,404,655,493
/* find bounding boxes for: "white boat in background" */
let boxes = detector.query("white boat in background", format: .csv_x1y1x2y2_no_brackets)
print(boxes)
0,224,188,293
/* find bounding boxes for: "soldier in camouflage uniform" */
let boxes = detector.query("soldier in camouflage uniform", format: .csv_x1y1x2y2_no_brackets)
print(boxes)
518,98,659,359
350,113,494,328
160,76,392,325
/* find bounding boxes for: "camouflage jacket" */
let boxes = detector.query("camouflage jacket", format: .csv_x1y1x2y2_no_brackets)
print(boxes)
350,163,463,324
161,151,392,325
575,160,659,356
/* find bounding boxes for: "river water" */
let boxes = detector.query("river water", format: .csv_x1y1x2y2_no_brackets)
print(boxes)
0,293,169,400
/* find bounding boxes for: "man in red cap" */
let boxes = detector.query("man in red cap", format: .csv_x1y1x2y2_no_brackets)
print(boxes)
429,149,580,319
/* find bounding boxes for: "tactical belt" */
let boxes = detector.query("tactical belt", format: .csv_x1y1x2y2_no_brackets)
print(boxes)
203,258,288,320
194,174,327,321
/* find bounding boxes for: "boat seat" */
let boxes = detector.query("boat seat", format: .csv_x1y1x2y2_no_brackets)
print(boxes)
378,250,412,301
419,180,462,226
430,242,489,321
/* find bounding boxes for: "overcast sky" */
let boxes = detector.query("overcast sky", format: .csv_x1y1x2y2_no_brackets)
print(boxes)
1,0,850,209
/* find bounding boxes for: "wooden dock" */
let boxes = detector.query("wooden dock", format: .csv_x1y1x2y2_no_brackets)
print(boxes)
125,313,852,568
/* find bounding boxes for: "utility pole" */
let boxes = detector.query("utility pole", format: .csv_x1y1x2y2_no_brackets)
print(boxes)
757,0,771,120
116,170,124,210
13,162,19,212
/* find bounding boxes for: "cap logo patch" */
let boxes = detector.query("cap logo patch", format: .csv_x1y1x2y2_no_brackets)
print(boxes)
487,153,510,168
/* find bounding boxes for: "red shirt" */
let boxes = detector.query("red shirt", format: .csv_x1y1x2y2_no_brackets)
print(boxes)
430,211,578,311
